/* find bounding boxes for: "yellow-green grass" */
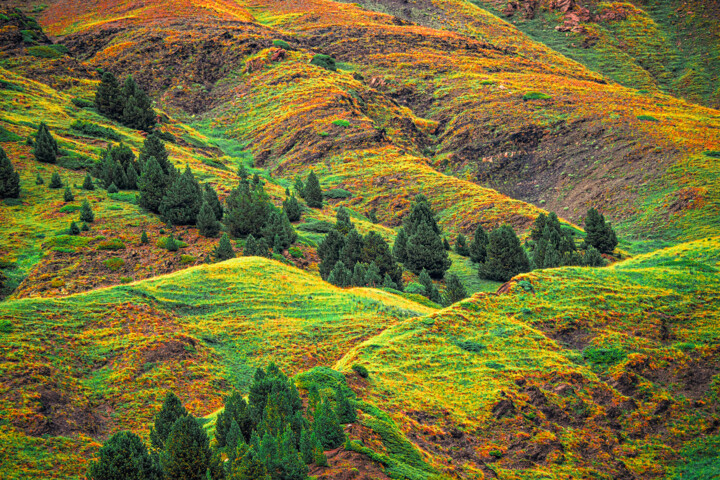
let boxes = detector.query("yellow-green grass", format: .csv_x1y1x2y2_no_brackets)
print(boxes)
0,256,434,478
335,237,720,478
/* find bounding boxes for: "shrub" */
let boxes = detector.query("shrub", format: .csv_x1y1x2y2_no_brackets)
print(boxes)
0,125,22,142
180,254,195,264
523,92,551,101
71,98,94,108
0,80,24,92
332,119,350,127
310,54,337,71
48,172,63,188
107,182,118,193
351,364,369,378
404,282,425,295
455,339,485,353
27,45,62,59
0,320,12,334
297,220,334,233
156,235,186,251
323,188,352,199
637,115,659,122
489,450,503,458
70,120,122,141
272,39,290,49
96,239,125,251
103,257,125,271
288,246,304,258
703,150,720,158
583,347,625,365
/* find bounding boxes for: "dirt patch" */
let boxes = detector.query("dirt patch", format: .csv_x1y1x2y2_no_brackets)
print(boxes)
24,386,106,437
142,337,196,364
311,446,391,480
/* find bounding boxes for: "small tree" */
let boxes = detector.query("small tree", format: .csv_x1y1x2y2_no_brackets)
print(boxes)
140,230,149,244
443,237,451,251
82,173,95,191
35,173,44,185
162,415,219,480
107,182,118,194
87,431,160,480
283,194,301,222
304,170,323,208
583,245,606,267
405,221,451,279
313,398,345,449
244,234,258,257
63,186,74,202
418,268,441,304
138,156,166,214
159,166,202,226
584,208,618,255
382,273,398,290
469,224,488,264
204,184,224,221
351,262,367,286
0,147,20,199
479,225,530,282
94,71,123,120
149,391,187,452
364,261,382,287
393,228,408,263
214,234,235,260
197,200,220,237
455,233,470,256
49,171,63,189
368,208,378,224
69,221,80,235
444,273,468,305
34,122,58,164
334,386,356,424
327,260,351,287
79,199,94,223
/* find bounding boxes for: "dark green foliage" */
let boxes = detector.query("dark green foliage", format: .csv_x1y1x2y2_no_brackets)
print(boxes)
70,120,122,141
139,134,172,176
204,184,223,221
79,199,94,223
364,261,381,287
296,220,334,233
273,234,283,254
164,233,179,252
299,429,314,464
138,156,166,213
530,212,578,269
444,273,468,305
382,273,398,290
327,260,352,287
95,71,124,120
340,229,363,268
583,347,626,365
0,147,20,199
351,364,369,378
225,183,273,238
314,398,345,449
71,97,94,109
318,230,345,280
310,54,337,71
229,445,270,480
479,225,530,282
81,222,89,232
49,171,63,189
334,386,356,424
162,415,220,480
121,76,156,132
35,173,43,185
418,269,441,304
82,173,94,191
334,207,353,235
160,166,202,226
455,233,469,256
362,231,403,288
403,194,440,236
214,233,235,261
27,45,63,58
197,200,220,238
443,237,450,251
87,431,160,480
244,234,258,257
126,163,138,190
261,210,297,250
405,221,451,279
140,230,149,244
149,391,187,452
584,208,618,255
304,171,322,208
323,188,352,199
293,176,304,197
351,262,367,287
69,221,80,235
283,194,301,222
107,182,118,194
252,173,262,186
63,186,74,202
469,224,488,264
273,39,290,49
216,391,251,449
35,123,58,164
393,227,408,263
368,208,378,224
583,246,606,267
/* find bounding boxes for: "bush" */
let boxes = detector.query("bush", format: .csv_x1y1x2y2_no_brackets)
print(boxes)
96,239,125,251
70,120,122,141
455,340,485,353
583,347,625,365
0,320,13,334
0,126,22,142
71,98,94,108
57,155,95,170
103,257,125,271
273,39,290,49
156,236,187,250
332,119,350,127
351,364,369,378
323,188,352,199
180,254,195,264
310,54,337,71
288,246,304,258
27,45,63,59
404,282,425,295
297,220,334,233
0,80,24,92
523,92,551,101
703,150,720,158
637,115,659,122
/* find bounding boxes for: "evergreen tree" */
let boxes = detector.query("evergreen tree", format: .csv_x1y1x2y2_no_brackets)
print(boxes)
69,221,80,235
141,230,149,244
80,199,94,223
293,176,304,198
256,237,270,258
299,428,314,464
334,386,356,424
393,227,408,263
403,194,440,236
584,207,618,255
87,431,160,480
362,231,403,288
530,213,547,242
214,233,235,261
443,237,451,251
244,235,258,257
107,182,118,194
125,163,138,190
382,273,398,290
229,445,270,480
532,237,548,270
469,224,488,264
317,230,346,280
405,221,451,279
364,261,381,287
138,156,166,213
139,134,172,176
160,165,202,226
313,398,345,449
418,268,441,304
81,222,90,232
225,183,273,238
162,415,219,480
121,76,156,132
283,194,301,222
82,173,95,191
455,233,470,256
444,273,468,305
0,147,20,199
149,392,187,452
335,207,353,235
273,234,283,254
238,164,249,183
216,391,251,448
327,260,351,287
252,173,261,186
351,262,367,287
35,173,44,185
34,123,58,164
63,186,74,202
204,184,224,221
94,71,123,120
261,210,297,250
197,200,220,237
583,245,606,267
49,171,63,189
304,170,322,208
543,242,561,269
479,225,531,282
368,208,378,224
340,229,364,268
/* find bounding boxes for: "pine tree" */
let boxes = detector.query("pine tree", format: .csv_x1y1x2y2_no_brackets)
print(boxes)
125,163,138,190
304,170,323,208
79,199,94,223
139,134,172,176
244,234,258,257
34,123,58,164
256,237,270,258
35,173,44,185
418,268,441,303
532,237,548,270
138,156,166,214
94,71,123,120
261,210,297,250
313,398,345,449
299,428,314,464
273,234,283,254
238,164,249,184
405,221,451,279
87,431,160,480
81,222,90,232
382,273,398,290
0,147,20,199
327,260,351,287
455,233,470,256
335,207,353,235
479,225,530,282
197,200,220,237
443,237,451,251
403,194,440,236
368,208,378,224
69,221,80,235
393,228,408,263
162,415,217,480
283,194,301,222
530,213,547,242
444,273,468,305
140,230,149,244
229,445,270,480
149,391,187,451
469,224,488,264
63,186,74,202
543,242,561,268
293,176,304,198
214,233,235,261
584,207,618,255
318,230,346,280
362,231,403,288
82,173,95,191
224,183,273,238
364,261,381,287
204,184,223,221
107,182,118,194
49,171,63,189
351,262,367,287
121,76,156,132
334,386,356,424
583,245,606,267
160,166,202,226
340,229,364,268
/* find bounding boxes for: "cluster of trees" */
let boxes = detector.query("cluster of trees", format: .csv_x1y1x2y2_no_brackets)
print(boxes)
527,211,606,269
88,364,354,480
0,146,20,199
318,207,403,290
95,72,156,132
293,171,323,209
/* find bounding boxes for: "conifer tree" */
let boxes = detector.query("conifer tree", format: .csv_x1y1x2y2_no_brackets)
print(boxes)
443,237,451,251
418,268,441,303
35,173,44,185
583,245,606,267
293,176,304,198
160,166,202,226
543,242,561,269
34,123,58,164
162,415,219,480
225,183,273,238
238,164,249,184
0,147,20,199
455,233,470,256
340,229,364,268
107,182,118,194
334,386,356,424
405,221,451,279
530,213,547,242
229,445,270,480
204,184,223,221
469,224,488,264
80,199,94,223
261,210,297,250
82,173,94,191
81,222,89,232
304,170,323,208
393,227,408,263
368,208,378,224
125,163,138,190
364,261,381,287
444,273,468,305
138,156,166,214
149,392,187,452
94,71,123,120
121,76,156,132
327,260,351,287
273,234,283,254
403,194,440,236
584,207,618,255
256,237,270,258
479,225,530,282
283,194,301,222
317,230,346,280
244,234,258,257
140,230,149,244
87,431,160,480
382,273,398,290
313,398,345,449
139,134,171,176
362,231,403,287
351,262,367,287
69,221,80,235
335,207,353,235
214,233,235,261
49,171,63,189
299,428,314,464
63,186,74,202
197,200,220,237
